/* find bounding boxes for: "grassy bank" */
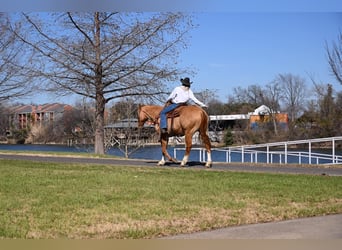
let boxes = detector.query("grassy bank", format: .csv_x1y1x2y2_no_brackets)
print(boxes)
0,158,341,239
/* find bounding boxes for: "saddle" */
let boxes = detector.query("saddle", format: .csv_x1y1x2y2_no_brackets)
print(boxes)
166,102,187,117
158,103,187,134
166,104,186,118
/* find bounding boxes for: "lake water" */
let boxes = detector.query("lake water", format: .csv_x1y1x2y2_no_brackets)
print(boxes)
0,144,186,161
0,143,340,164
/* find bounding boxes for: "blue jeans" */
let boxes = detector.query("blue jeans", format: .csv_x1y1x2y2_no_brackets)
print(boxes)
160,103,179,129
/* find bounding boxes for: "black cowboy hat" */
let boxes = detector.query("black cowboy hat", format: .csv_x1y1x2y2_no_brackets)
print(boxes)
180,77,192,87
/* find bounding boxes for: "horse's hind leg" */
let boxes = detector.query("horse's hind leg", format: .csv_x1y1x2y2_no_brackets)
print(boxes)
180,133,192,167
201,132,212,168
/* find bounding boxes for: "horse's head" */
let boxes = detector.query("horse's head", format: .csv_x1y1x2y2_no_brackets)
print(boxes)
137,104,148,127
137,104,161,127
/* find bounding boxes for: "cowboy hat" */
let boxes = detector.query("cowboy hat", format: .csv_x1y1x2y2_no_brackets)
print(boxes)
180,77,192,87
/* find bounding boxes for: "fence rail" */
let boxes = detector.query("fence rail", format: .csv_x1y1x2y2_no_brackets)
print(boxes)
174,136,342,165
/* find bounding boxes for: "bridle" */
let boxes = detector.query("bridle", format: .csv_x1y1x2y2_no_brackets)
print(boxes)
141,109,158,125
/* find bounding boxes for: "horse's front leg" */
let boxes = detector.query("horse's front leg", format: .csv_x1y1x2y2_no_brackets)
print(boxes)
158,135,177,166
157,155,166,166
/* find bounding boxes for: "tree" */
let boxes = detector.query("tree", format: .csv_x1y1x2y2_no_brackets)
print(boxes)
326,32,342,85
307,80,339,138
275,73,307,123
319,84,335,137
231,84,263,107
259,81,284,136
107,99,146,158
0,13,35,101
0,103,10,140
11,12,193,154
63,99,95,145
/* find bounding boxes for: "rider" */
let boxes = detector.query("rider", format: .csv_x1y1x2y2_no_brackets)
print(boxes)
160,77,207,134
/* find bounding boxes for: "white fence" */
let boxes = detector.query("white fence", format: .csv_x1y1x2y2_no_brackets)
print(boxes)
174,136,342,165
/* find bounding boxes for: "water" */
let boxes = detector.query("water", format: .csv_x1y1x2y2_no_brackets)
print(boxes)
0,144,234,162
0,144,179,161
0,144,340,164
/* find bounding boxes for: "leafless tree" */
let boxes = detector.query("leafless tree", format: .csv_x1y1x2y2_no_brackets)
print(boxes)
275,73,307,123
0,13,35,101
0,103,10,140
11,12,193,154
259,81,284,136
326,32,342,85
232,84,263,106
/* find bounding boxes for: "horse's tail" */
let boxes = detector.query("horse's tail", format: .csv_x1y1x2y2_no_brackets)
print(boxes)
198,108,209,134
198,108,211,150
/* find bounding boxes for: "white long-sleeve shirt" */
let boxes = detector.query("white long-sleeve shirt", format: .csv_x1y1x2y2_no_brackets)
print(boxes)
167,86,206,107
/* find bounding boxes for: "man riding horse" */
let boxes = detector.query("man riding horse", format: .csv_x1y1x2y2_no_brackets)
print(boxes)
138,77,212,167
160,77,207,134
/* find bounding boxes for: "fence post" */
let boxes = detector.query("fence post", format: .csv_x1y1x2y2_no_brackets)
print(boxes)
332,138,336,164
308,141,311,164
285,143,288,164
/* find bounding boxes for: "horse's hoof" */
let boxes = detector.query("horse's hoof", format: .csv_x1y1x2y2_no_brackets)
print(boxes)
180,161,187,167
157,161,165,166
205,162,213,168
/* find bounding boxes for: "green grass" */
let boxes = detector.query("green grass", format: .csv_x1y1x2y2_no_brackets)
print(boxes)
0,158,341,239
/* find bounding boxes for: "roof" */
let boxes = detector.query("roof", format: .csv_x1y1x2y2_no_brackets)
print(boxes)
9,103,72,114
105,119,154,128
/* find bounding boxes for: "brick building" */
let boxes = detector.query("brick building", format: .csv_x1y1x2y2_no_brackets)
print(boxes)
8,103,73,130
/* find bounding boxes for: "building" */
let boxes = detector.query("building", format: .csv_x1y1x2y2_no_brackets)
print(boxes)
8,103,72,130
248,105,288,130
209,105,288,131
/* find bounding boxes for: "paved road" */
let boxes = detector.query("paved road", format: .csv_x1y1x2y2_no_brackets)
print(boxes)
1,152,342,176
164,214,342,239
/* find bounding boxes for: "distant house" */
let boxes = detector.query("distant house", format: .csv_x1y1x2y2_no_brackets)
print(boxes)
209,105,288,131
248,105,288,130
8,103,72,130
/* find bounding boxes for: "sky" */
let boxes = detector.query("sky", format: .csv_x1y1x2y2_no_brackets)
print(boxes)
4,0,342,104
178,12,342,101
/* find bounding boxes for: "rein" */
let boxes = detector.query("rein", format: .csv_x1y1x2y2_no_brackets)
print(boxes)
142,109,158,124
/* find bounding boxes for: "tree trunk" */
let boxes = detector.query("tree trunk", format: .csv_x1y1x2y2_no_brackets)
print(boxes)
94,12,105,155
94,94,105,154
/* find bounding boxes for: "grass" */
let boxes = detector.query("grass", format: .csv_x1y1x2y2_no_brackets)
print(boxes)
0,158,341,239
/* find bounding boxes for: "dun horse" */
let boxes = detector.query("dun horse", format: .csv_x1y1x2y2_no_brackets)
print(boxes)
138,104,212,167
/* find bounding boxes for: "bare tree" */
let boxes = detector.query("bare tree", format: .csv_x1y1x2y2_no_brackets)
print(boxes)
275,73,307,123
318,84,336,137
232,84,263,106
259,81,284,136
0,103,10,140
326,32,342,85
0,13,35,101
12,12,193,154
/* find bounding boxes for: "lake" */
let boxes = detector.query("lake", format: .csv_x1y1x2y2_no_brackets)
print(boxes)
0,143,341,165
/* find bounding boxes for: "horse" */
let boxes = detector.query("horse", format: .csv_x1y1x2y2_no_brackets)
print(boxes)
138,104,212,168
